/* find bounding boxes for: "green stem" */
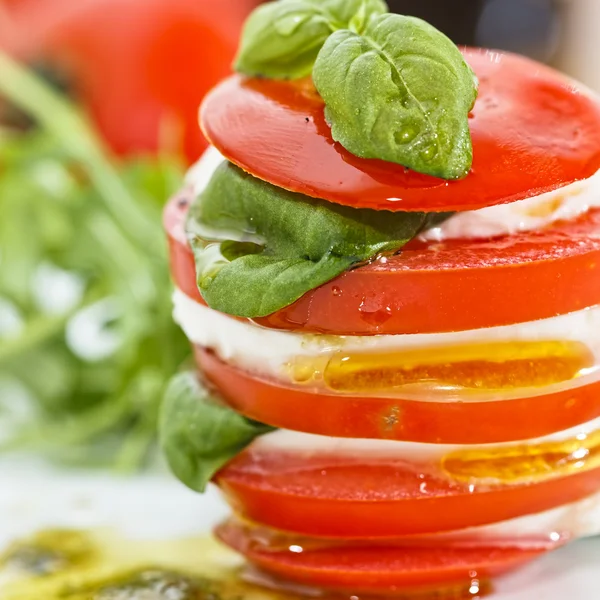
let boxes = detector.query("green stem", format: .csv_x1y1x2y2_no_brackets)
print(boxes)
0,394,131,452
0,314,69,364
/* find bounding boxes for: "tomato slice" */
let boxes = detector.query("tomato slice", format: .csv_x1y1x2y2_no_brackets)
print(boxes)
201,49,600,212
216,519,543,594
216,449,600,537
196,347,600,445
165,194,600,334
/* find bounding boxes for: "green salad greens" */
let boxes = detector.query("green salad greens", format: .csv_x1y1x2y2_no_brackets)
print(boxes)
235,0,478,178
0,52,189,469
187,161,426,318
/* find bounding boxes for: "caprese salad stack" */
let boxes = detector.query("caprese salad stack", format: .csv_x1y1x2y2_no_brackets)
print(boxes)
161,1,600,596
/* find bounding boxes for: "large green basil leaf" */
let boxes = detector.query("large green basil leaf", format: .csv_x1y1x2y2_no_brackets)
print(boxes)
186,162,426,318
313,14,478,179
235,0,388,79
159,372,273,493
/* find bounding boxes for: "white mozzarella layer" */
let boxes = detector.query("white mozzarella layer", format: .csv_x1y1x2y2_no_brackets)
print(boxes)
246,427,600,544
252,417,600,460
187,146,600,242
173,288,600,393
426,491,600,547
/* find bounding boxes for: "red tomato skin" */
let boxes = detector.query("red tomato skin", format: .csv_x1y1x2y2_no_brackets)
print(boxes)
201,49,600,212
196,347,600,445
216,460,600,538
164,193,600,335
5,0,258,162
216,519,544,594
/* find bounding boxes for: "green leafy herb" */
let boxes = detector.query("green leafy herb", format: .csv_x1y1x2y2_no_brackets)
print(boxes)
313,14,478,179
187,161,426,318
235,0,388,79
0,52,189,469
159,372,273,493
235,1,478,179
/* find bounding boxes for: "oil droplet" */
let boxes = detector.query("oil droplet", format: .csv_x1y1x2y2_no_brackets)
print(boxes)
274,14,307,36
394,125,418,145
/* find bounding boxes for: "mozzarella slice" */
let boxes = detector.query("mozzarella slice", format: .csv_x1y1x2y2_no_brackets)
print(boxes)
173,289,600,398
187,146,600,241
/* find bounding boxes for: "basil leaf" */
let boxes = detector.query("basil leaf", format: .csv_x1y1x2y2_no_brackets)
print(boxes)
235,0,388,79
313,14,478,179
186,161,426,318
159,372,273,493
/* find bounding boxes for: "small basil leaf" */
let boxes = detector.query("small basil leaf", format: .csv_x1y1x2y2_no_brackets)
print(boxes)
329,0,388,32
313,14,478,179
235,0,388,79
186,161,426,318
348,0,388,34
159,372,273,493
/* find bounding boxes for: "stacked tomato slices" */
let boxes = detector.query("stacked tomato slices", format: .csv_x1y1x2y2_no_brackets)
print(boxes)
164,49,600,596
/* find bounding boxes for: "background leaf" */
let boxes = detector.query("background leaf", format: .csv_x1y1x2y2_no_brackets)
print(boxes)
0,54,191,470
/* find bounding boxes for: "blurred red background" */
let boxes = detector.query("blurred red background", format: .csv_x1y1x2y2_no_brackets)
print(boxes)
0,0,259,162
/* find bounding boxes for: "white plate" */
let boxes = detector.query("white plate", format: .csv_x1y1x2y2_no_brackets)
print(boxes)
1,457,599,599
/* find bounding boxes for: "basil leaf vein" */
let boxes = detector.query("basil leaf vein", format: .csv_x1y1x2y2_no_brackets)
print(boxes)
235,0,388,79
186,161,426,318
313,14,478,179
159,372,273,493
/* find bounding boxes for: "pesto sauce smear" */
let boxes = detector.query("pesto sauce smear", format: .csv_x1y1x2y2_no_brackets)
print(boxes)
234,0,478,179
0,530,288,600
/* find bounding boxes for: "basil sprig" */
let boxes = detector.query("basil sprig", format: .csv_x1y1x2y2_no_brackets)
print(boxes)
159,372,273,492
235,0,388,79
313,14,478,179
186,161,426,318
235,0,478,179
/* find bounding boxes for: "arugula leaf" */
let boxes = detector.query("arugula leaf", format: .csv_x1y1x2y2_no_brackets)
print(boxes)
187,161,426,318
159,372,273,493
235,0,388,79
313,14,478,179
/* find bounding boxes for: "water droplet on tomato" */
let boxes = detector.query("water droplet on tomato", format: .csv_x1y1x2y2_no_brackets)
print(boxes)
358,298,393,326
332,286,343,297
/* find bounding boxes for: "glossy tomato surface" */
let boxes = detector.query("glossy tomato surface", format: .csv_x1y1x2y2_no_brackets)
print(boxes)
217,520,543,594
201,49,600,212
165,194,600,335
196,347,600,445
3,0,258,161
216,450,600,537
